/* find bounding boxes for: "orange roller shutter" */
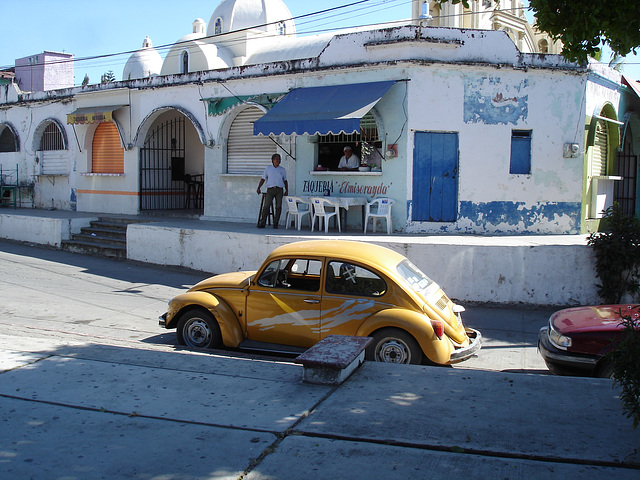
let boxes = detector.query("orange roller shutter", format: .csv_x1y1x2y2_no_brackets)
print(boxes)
92,122,124,174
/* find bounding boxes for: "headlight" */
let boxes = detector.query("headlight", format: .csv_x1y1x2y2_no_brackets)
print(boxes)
549,325,572,350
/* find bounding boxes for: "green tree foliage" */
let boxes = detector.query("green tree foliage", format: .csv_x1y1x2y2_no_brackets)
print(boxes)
435,0,640,64
528,0,640,63
606,305,640,429
101,70,116,84
81,74,90,86
587,203,640,304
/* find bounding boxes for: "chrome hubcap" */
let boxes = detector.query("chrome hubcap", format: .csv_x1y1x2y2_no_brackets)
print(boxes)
377,339,410,363
185,318,211,347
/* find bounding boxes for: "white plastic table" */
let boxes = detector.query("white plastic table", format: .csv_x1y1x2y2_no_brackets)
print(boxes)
302,196,367,230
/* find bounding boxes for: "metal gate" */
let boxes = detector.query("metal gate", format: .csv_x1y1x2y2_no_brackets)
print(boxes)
139,117,187,210
614,133,637,217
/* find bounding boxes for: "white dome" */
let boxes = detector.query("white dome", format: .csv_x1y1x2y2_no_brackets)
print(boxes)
122,37,163,80
160,38,232,75
192,18,206,34
207,0,296,36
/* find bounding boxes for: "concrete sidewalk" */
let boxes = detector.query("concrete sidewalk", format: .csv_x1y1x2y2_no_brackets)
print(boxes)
0,336,638,479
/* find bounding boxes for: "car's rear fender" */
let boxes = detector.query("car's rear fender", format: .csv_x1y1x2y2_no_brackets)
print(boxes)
355,308,453,364
167,292,244,348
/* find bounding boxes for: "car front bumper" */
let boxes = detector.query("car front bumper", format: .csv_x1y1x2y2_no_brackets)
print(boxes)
449,328,482,363
538,327,597,376
159,313,168,328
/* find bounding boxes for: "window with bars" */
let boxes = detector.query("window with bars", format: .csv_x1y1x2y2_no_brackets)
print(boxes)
614,133,637,217
315,112,383,170
40,122,65,151
39,121,67,175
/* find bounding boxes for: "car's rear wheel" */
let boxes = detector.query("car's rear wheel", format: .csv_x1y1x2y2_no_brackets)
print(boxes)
177,309,222,349
366,329,423,365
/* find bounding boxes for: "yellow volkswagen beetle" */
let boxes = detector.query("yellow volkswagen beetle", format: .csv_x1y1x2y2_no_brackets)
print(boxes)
159,240,481,365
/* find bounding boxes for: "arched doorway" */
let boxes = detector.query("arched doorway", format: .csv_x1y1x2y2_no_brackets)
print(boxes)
139,110,204,211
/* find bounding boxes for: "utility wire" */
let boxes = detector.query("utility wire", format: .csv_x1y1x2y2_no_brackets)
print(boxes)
5,2,633,81
0,0,380,71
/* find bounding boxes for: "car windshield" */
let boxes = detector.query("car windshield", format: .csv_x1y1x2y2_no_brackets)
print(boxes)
396,259,435,297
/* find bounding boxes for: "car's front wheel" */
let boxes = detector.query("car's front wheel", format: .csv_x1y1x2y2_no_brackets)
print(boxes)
177,309,222,349
596,359,615,379
366,329,423,365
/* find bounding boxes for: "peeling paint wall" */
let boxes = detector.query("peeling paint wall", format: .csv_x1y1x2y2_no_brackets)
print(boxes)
463,77,529,125
405,61,598,235
457,201,582,234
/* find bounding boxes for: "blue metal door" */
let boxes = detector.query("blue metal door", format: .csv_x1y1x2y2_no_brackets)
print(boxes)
412,131,459,222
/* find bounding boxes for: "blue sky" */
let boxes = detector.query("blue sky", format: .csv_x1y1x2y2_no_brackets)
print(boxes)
0,0,637,85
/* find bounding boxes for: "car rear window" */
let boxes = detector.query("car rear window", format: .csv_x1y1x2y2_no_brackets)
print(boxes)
396,259,435,296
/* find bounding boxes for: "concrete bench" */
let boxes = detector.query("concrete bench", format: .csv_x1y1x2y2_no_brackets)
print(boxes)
295,335,372,385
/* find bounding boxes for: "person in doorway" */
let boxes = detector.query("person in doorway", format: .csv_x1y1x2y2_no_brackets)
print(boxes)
257,153,288,228
337,146,360,171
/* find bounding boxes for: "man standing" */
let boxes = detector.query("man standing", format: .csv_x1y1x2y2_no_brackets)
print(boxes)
257,153,288,228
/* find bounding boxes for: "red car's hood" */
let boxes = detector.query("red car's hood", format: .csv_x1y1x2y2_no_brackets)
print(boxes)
551,305,638,334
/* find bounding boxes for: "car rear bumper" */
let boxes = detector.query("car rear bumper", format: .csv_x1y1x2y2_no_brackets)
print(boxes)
448,328,482,363
538,327,597,376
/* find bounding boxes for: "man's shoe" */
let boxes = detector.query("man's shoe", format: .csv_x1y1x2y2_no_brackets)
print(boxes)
257,224,265,229
273,225,279,229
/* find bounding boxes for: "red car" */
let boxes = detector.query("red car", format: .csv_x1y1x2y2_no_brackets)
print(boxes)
538,304,639,377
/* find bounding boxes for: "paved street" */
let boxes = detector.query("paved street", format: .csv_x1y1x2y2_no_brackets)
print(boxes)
0,241,637,479
0,240,552,372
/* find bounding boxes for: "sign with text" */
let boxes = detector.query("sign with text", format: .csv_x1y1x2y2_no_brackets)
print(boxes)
302,179,391,198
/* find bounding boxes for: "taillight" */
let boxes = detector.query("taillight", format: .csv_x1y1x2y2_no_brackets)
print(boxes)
431,319,444,338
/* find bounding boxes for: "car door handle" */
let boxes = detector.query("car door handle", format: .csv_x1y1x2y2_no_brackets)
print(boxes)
304,299,320,304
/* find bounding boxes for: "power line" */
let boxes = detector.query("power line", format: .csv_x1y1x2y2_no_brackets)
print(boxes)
0,0,380,72
4,1,636,83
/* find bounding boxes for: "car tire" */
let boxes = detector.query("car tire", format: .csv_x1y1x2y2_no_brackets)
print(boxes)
596,359,615,379
366,328,423,365
177,309,222,349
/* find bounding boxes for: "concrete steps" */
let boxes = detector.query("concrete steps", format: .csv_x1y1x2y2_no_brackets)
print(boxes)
62,217,141,259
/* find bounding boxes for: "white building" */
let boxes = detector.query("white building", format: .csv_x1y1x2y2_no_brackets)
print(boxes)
0,0,638,235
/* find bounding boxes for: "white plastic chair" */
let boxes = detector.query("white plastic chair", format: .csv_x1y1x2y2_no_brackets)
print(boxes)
311,197,341,233
364,197,395,234
284,196,311,230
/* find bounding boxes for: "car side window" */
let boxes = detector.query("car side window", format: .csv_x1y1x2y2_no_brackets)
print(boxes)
288,259,322,291
257,258,322,292
325,261,386,297
258,260,284,287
